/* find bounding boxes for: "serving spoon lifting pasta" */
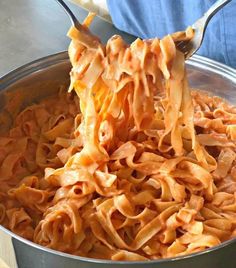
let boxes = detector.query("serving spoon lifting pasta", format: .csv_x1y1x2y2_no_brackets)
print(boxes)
55,0,232,59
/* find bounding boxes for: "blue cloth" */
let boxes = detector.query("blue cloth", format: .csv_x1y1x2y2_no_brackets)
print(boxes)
107,0,236,68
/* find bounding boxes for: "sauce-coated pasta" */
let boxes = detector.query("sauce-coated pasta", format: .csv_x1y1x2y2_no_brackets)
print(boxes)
0,15,236,260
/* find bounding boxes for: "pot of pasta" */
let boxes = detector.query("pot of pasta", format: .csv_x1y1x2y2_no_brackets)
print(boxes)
0,13,236,268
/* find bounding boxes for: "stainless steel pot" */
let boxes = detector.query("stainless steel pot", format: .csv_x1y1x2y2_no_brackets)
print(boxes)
0,52,236,268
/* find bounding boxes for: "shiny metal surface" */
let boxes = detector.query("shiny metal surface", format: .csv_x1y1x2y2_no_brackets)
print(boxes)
176,0,232,59
0,52,236,268
55,0,82,29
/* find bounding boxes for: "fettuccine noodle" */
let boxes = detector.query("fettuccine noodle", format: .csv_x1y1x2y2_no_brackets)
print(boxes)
1,14,236,260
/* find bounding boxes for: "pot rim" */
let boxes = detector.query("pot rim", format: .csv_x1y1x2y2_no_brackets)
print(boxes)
0,51,235,88
1,51,236,264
